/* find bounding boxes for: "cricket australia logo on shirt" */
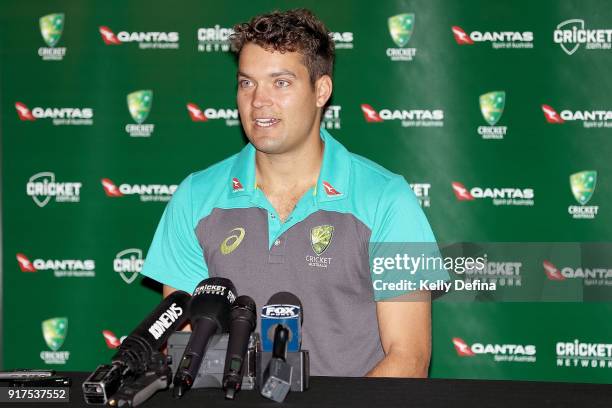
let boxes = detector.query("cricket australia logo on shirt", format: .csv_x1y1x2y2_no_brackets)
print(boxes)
220,228,246,255
38,13,67,61
478,91,508,139
386,13,417,62
306,225,334,268
126,90,155,137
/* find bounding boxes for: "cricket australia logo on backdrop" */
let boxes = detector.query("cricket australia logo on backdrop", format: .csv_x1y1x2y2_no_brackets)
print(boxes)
306,225,334,268
220,228,246,255
568,170,599,219
41,317,70,364
478,91,508,139
113,248,144,284
38,13,67,61
386,13,417,61
126,90,155,137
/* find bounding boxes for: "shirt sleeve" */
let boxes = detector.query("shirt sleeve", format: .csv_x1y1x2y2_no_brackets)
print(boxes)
141,174,208,293
369,176,449,300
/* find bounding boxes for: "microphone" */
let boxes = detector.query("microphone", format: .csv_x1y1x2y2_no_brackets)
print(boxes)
222,295,257,400
82,290,190,404
260,325,292,402
260,292,303,352
172,277,236,399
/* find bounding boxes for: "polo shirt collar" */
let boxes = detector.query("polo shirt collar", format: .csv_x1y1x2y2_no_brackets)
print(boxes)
227,128,351,203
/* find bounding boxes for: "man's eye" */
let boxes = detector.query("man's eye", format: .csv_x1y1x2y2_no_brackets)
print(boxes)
276,79,290,88
239,79,252,88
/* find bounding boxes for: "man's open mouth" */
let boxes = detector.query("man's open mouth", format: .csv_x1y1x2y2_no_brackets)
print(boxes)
254,118,281,128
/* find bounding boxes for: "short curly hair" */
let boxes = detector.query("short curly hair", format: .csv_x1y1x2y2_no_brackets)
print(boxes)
230,9,335,85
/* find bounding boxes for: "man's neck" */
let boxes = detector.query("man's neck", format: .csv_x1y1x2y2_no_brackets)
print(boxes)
255,133,324,195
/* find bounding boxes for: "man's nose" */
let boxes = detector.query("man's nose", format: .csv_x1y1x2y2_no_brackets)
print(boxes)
252,84,273,108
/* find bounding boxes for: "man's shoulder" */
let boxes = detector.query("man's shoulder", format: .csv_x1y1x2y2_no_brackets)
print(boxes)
172,152,240,217
189,153,239,191
346,150,409,198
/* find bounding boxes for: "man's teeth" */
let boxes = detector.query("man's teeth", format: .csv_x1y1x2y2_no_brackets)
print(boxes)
255,118,279,127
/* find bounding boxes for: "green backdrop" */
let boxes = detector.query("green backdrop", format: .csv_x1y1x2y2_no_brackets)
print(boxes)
1,0,611,383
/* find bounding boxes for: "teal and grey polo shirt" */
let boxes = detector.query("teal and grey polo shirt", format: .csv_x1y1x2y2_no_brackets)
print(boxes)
141,128,446,376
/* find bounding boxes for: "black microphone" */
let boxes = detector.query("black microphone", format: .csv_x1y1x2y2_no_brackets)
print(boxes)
82,290,190,404
222,295,256,400
260,291,303,352
172,277,236,399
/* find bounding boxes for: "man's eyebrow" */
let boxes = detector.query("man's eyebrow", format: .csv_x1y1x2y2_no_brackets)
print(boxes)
269,70,297,78
236,70,297,79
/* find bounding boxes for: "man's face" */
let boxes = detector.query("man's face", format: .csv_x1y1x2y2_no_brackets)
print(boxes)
237,43,326,155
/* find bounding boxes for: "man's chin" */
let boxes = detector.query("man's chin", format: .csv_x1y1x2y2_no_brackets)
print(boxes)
247,133,289,155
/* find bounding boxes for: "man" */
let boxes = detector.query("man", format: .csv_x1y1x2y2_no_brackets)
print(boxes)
141,9,445,377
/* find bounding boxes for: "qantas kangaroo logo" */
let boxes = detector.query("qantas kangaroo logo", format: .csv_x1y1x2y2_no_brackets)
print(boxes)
15,102,36,121
453,337,476,356
16,253,37,272
101,178,124,197
102,330,122,349
452,182,475,201
322,181,341,196
543,260,566,281
232,177,244,192
99,26,122,45
186,103,208,122
541,105,565,124
451,26,474,45
360,104,384,122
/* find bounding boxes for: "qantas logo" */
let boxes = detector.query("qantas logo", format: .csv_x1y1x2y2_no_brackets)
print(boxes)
232,177,244,192
99,26,121,45
542,105,612,126
17,253,37,272
186,103,207,122
451,26,533,48
541,105,565,124
101,178,177,201
361,104,383,122
322,181,341,196
99,26,179,48
101,178,124,197
543,261,611,283
453,337,476,356
360,103,444,127
543,260,566,281
15,102,93,125
452,182,534,206
186,104,238,125
16,254,95,277
453,337,536,361
15,102,36,121
451,182,475,201
102,330,122,349
451,26,474,45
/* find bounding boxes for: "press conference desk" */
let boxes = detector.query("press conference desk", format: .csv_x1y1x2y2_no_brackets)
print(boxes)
31,372,612,407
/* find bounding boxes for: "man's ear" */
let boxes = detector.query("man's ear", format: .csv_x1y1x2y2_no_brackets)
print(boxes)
315,75,333,108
